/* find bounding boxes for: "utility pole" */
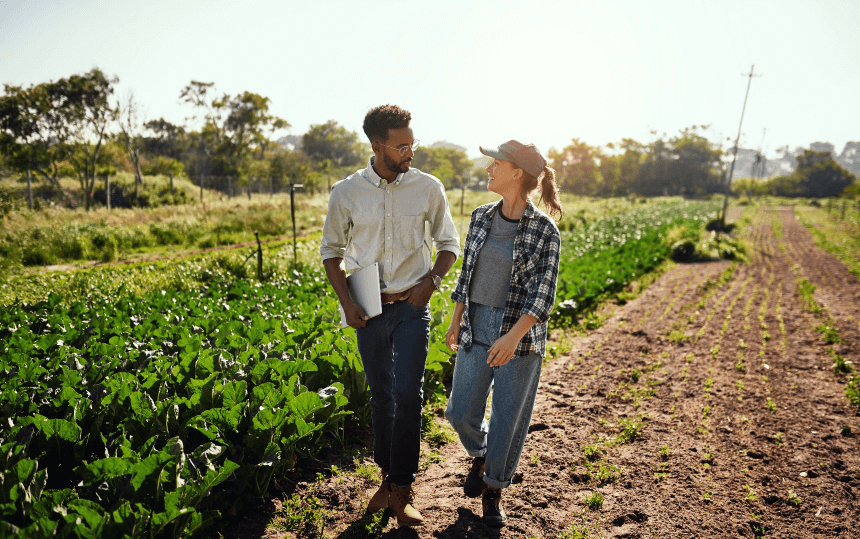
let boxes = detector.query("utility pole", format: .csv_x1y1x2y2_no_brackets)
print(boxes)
723,65,762,226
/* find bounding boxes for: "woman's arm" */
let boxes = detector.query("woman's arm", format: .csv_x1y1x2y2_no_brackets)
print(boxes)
445,301,466,352
486,313,538,367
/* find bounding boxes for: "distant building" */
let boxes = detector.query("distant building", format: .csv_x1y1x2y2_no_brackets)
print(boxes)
277,135,303,151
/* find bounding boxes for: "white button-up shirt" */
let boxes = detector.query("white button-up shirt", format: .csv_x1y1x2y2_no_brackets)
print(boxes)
320,156,461,293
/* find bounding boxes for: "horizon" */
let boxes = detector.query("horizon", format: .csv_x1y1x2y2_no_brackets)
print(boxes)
2,0,859,160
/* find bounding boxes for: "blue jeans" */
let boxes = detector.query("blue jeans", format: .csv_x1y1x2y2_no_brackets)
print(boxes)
445,302,542,489
356,299,430,487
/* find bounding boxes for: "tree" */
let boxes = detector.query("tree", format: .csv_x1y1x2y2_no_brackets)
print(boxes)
301,120,365,169
0,80,76,194
269,148,318,192
180,81,289,188
795,150,855,198
547,139,602,195
116,91,145,196
63,68,119,210
142,118,188,161
141,156,186,178
635,128,723,197
411,146,472,189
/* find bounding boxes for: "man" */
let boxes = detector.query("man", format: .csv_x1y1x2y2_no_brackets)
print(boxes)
320,104,460,526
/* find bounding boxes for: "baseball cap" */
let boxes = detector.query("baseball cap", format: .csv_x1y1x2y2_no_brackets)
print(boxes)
479,140,547,177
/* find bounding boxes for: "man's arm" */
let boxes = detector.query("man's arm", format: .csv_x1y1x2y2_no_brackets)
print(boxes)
403,250,457,307
323,257,368,328
320,186,368,328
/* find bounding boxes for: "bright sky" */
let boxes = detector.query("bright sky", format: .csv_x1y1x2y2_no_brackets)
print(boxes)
2,0,859,160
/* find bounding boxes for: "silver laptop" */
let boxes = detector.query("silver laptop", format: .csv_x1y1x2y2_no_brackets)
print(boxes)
339,262,383,328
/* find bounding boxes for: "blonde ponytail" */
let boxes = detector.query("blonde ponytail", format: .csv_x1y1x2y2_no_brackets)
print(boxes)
517,165,564,222
537,166,563,221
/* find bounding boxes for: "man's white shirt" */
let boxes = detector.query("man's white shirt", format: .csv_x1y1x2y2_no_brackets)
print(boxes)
320,156,461,294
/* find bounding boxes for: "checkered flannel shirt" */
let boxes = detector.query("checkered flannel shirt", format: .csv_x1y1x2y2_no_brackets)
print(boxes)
451,200,561,358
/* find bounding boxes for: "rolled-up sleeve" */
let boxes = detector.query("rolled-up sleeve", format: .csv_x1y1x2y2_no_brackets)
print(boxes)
428,184,461,258
320,186,350,261
520,228,561,324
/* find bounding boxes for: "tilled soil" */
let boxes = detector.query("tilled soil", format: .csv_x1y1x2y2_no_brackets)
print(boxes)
221,206,859,539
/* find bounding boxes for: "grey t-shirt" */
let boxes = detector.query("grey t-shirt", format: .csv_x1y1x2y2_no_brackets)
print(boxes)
469,210,520,308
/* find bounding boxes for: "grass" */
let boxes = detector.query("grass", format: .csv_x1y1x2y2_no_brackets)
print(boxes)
270,488,332,536
1,184,679,276
797,279,821,313
794,202,860,280
582,444,601,461
831,349,854,374
581,490,604,510
421,404,457,447
743,483,757,502
815,322,843,344
846,374,860,408
788,487,801,507
766,397,777,413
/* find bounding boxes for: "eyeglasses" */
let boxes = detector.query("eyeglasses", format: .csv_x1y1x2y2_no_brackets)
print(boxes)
378,140,420,156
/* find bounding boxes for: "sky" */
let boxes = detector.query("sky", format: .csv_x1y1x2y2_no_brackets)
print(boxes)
1,0,859,160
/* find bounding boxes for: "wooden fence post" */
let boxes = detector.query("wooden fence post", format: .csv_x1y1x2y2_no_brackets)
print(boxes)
200,175,204,202
27,170,33,210
228,176,232,198
106,173,111,210
269,176,274,198
169,173,174,196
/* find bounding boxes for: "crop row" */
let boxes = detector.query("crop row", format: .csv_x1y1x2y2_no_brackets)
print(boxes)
554,199,721,322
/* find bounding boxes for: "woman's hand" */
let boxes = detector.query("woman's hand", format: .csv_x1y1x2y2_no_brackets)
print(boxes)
486,332,519,367
445,323,460,352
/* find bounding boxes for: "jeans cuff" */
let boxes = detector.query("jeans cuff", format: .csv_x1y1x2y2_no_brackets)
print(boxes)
465,448,486,458
483,476,511,489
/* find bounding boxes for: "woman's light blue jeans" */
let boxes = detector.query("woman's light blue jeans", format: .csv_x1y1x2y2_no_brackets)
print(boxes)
445,302,543,489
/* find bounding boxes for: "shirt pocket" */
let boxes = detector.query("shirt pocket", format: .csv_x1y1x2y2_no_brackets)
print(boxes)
514,251,536,288
396,214,425,252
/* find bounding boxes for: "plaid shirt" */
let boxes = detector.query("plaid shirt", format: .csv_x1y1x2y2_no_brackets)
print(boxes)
451,200,561,357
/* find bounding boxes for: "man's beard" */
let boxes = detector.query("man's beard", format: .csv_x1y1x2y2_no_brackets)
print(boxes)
382,152,410,173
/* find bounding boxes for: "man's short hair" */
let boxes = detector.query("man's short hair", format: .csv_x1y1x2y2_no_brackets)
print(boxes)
363,104,411,143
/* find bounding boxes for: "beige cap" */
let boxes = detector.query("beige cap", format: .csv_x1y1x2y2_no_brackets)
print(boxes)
479,140,547,177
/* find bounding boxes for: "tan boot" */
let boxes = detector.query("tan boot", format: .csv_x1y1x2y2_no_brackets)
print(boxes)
366,469,389,514
388,483,424,526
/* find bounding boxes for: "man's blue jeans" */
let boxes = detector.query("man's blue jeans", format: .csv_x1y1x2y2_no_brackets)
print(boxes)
445,302,543,489
356,299,430,487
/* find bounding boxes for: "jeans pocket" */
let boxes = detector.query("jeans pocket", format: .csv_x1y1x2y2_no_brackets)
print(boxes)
403,300,430,318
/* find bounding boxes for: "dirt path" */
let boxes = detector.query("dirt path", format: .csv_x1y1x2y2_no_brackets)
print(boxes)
224,206,859,539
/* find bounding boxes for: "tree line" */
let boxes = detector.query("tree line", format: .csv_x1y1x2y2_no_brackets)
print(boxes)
732,149,857,199
2,68,856,212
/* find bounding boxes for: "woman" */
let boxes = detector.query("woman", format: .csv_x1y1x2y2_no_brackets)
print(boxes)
445,140,563,528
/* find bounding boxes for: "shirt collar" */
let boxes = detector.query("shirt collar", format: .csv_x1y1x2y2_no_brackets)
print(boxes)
365,156,405,187
486,199,536,220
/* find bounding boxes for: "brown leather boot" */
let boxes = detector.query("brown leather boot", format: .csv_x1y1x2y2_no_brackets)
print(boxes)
365,469,389,514
482,484,507,528
388,483,424,526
